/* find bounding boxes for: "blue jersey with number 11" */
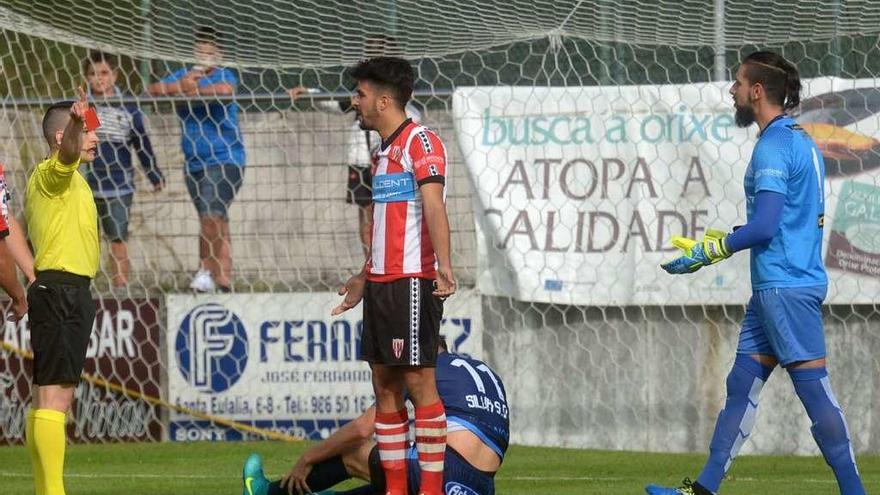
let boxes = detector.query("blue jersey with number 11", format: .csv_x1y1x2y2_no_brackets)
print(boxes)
435,352,510,460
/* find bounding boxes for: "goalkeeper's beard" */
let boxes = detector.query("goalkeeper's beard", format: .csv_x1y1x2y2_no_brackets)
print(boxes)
734,101,757,128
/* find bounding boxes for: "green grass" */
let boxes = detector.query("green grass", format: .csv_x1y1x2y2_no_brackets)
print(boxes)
1,441,878,494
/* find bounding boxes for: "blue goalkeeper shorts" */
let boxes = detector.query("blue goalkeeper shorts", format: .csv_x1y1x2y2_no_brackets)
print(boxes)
737,285,828,366
406,445,495,495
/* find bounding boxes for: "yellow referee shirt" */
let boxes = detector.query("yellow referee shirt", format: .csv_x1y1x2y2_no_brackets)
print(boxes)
26,151,99,278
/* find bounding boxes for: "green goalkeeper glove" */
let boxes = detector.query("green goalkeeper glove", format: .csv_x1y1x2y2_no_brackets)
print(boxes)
660,228,731,275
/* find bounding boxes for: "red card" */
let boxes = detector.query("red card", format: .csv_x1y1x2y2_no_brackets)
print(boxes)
84,107,101,130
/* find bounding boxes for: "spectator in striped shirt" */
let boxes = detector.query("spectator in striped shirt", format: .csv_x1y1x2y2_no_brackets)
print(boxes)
82,50,164,289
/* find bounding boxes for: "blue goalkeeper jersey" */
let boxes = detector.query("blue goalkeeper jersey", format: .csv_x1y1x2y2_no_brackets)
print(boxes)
744,115,828,290
435,352,510,460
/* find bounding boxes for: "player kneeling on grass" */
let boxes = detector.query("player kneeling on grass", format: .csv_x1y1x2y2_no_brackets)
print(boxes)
646,51,865,495
241,338,509,495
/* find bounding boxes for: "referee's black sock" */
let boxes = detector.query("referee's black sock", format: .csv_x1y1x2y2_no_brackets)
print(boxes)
266,456,351,494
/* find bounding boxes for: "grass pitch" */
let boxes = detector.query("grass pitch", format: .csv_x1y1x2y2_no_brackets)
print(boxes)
1,441,877,494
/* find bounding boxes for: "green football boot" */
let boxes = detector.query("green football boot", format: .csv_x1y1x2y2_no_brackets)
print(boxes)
242,453,270,495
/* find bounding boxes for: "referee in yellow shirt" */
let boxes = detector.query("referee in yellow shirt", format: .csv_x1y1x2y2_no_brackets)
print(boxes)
25,87,100,495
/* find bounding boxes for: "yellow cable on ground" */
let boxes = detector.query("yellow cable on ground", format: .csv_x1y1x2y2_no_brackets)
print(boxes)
1,340,302,442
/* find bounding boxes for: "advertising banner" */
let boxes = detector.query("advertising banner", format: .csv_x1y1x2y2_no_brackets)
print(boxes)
166,290,482,441
453,79,880,304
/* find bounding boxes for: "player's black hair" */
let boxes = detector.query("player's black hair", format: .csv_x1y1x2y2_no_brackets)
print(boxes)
82,50,118,74
350,56,414,109
742,51,801,111
195,26,220,46
42,102,74,144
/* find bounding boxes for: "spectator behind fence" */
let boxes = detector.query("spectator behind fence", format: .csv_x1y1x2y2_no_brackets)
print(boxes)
82,50,164,289
147,26,245,293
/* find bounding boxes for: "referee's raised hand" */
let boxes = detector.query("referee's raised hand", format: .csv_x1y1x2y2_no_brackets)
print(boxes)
70,86,89,121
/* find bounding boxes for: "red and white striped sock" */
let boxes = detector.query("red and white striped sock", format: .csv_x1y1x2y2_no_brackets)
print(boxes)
415,401,447,495
375,408,409,495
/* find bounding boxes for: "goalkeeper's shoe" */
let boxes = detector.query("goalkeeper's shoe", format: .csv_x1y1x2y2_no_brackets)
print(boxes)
242,453,270,495
645,478,715,495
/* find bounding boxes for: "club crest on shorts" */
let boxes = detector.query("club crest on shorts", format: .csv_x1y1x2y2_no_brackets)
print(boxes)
392,338,405,359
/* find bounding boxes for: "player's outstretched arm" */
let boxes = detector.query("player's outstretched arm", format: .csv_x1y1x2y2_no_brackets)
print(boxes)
421,182,456,297
662,191,786,275
281,406,377,494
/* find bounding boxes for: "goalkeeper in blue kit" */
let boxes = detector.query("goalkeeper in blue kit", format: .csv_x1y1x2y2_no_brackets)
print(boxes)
647,52,865,495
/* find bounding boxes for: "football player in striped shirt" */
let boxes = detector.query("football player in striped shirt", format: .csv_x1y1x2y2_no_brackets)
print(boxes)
332,56,456,495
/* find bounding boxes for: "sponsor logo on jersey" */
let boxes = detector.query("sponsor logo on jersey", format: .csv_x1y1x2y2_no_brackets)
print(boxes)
372,172,416,203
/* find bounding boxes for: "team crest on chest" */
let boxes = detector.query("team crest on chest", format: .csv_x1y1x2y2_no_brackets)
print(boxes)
390,146,403,162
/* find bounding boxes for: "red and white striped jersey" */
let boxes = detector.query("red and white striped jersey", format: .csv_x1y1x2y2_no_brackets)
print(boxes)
0,163,11,238
367,119,448,282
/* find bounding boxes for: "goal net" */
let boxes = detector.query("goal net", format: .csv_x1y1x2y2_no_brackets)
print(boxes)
1,0,879,456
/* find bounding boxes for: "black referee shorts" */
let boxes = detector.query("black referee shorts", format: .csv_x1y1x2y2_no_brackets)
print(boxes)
28,270,96,385
361,277,444,367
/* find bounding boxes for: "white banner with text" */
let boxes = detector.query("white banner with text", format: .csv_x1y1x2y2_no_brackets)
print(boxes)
453,80,880,305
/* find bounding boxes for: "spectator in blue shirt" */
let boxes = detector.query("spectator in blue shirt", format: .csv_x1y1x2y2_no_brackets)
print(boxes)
147,26,245,293
83,50,164,289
